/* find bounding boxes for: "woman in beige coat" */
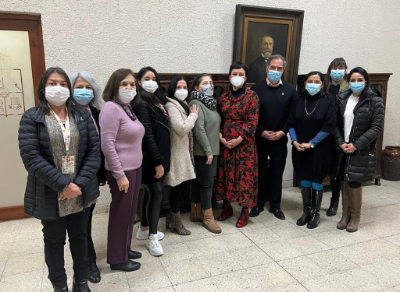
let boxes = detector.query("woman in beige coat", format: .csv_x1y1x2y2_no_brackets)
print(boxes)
165,76,198,235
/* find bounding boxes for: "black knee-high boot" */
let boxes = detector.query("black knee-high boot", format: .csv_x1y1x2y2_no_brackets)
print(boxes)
297,187,312,226
307,189,323,229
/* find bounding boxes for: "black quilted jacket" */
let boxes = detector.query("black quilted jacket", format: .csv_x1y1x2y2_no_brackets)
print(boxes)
134,99,170,183
332,88,384,182
18,105,101,220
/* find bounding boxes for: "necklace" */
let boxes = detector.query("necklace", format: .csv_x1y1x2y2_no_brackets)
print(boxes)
304,99,320,116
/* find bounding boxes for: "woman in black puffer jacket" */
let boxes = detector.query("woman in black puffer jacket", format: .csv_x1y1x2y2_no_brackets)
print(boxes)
333,67,384,233
18,67,100,292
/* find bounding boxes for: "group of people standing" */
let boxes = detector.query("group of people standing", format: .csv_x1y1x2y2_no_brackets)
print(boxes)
18,54,384,292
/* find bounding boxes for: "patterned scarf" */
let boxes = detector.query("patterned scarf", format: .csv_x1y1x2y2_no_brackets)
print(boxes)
190,91,217,111
115,100,137,121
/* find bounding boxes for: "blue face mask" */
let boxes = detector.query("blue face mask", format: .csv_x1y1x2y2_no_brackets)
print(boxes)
202,84,214,96
330,70,345,82
349,82,365,94
305,83,321,96
267,70,282,83
73,89,94,105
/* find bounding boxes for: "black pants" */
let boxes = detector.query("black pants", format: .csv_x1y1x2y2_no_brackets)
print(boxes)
192,155,216,210
41,209,90,288
169,180,191,213
87,204,96,264
140,181,163,235
330,175,342,201
257,139,287,210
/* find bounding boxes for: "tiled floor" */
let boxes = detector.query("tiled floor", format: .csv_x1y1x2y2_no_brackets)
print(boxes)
2,181,400,291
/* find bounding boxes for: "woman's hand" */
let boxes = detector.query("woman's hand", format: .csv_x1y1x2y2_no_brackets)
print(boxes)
339,144,346,151
343,143,357,153
117,176,129,193
206,155,213,165
301,143,312,150
293,141,305,152
155,164,164,179
219,133,228,147
60,182,82,200
190,104,198,115
227,137,243,149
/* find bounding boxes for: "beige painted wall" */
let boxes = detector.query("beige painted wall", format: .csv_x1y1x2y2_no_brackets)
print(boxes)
1,0,399,209
0,31,35,207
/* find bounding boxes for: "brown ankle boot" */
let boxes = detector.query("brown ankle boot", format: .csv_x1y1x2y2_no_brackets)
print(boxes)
190,202,204,222
337,182,351,230
347,186,362,232
202,208,221,234
166,212,191,235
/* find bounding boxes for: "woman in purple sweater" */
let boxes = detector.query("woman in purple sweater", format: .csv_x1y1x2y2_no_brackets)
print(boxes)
99,69,145,272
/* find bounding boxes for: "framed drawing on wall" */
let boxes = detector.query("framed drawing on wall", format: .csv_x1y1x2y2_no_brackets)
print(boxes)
233,5,304,85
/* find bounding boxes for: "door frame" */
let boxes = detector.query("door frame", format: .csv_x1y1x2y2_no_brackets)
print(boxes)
0,12,45,221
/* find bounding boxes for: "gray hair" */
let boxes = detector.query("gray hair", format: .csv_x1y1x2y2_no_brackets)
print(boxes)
266,54,287,69
70,71,103,110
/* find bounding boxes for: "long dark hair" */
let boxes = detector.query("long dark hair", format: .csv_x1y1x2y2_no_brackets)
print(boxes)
137,66,164,111
192,73,212,92
38,67,72,114
168,76,190,115
348,67,370,97
102,68,141,106
304,71,327,96
229,61,248,90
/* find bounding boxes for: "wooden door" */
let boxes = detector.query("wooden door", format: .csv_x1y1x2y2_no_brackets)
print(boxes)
0,12,45,221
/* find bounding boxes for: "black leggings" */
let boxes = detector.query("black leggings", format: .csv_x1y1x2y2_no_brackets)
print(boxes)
169,181,191,213
141,182,163,235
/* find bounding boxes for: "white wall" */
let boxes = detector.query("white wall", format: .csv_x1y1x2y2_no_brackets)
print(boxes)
2,0,400,207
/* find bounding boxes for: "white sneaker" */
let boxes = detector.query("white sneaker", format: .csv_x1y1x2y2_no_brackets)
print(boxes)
136,226,165,241
146,233,164,256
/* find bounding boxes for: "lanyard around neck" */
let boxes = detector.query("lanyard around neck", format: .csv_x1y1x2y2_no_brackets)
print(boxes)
52,108,71,152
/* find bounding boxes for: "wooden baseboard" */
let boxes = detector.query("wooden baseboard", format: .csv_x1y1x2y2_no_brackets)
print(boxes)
0,205,30,221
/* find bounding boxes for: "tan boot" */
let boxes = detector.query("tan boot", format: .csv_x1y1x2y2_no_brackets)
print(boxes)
337,182,351,230
166,211,191,235
347,186,362,232
202,208,221,234
190,202,204,222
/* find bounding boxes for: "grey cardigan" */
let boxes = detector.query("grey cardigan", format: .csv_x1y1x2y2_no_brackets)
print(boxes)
189,99,221,157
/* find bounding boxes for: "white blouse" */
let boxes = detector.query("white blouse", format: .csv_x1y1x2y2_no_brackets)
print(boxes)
344,94,360,143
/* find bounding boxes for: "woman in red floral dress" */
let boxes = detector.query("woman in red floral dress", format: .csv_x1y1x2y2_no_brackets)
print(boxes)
216,62,259,228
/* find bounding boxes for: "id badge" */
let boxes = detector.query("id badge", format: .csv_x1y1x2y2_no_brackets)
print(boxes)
62,156,75,174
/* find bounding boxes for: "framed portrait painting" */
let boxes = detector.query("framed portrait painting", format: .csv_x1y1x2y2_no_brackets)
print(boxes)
233,5,304,85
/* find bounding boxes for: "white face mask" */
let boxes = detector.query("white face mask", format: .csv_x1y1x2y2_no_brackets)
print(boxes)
118,89,137,104
142,80,159,93
230,76,245,88
45,86,70,106
174,89,188,101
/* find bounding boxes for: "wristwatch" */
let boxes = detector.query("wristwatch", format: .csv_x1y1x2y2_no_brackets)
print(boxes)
310,142,315,149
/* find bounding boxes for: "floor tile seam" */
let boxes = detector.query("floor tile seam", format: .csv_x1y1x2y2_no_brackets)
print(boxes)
272,259,313,291
158,247,197,287
301,253,362,275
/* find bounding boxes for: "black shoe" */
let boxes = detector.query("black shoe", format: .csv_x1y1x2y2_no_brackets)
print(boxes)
110,260,141,272
72,279,90,292
53,286,68,292
326,198,339,216
128,250,142,260
270,208,285,220
249,206,264,217
87,262,101,284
